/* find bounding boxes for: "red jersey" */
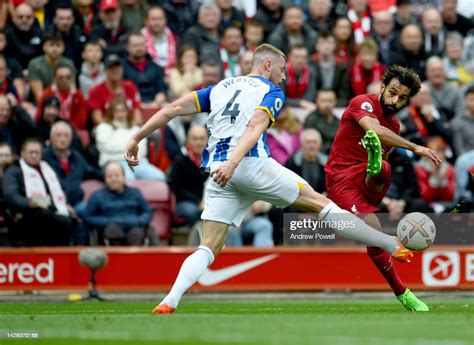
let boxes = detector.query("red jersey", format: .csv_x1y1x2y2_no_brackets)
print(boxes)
325,94,400,182
88,80,141,113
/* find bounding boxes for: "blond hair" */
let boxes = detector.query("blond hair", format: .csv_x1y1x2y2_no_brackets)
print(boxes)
253,43,287,66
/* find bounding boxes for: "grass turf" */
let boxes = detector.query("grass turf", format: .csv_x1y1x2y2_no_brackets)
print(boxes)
0,298,473,345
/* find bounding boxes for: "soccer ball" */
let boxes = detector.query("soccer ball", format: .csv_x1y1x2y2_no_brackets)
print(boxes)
397,212,436,251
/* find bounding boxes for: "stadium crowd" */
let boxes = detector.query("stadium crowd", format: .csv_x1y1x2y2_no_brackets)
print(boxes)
0,0,472,247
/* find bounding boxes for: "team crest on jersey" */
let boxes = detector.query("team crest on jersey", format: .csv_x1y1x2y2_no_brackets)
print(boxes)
275,98,283,111
361,102,373,112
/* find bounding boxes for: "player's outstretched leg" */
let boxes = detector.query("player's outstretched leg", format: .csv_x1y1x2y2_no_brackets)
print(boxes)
152,220,228,314
292,186,413,262
364,215,428,311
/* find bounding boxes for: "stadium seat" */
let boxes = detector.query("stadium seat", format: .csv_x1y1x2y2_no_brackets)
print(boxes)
80,179,104,201
76,129,90,149
141,107,159,123
126,180,174,242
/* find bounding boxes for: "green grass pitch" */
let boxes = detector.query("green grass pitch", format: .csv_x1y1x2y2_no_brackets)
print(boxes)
0,298,472,345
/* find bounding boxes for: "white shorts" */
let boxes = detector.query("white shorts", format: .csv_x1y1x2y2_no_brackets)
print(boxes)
201,157,307,227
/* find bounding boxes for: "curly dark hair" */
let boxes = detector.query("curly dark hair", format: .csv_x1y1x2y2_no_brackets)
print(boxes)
381,65,421,97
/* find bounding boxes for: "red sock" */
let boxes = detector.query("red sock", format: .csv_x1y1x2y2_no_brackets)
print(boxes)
367,246,407,296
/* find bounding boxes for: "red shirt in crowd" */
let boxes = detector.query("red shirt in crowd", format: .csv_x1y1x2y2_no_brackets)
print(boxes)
88,80,141,114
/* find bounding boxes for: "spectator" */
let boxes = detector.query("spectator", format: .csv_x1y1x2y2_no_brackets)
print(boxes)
284,44,317,111
219,25,245,78
141,5,177,76
121,0,147,32
26,0,52,31
79,40,106,99
243,20,264,52
425,56,465,120
0,31,27,102
454,150,474,202
168,125,209,229
5,3,43,70
451,86,474,156
312,31,350,107
441,0,473,37
0,95,36,154
381,148,433,217
285,128,326,193
226,201,274,247
304,89,340,155
2,138,74,246
397,82,453,146
35,95,83,152
169,45,202,99
0,142,13,217
443,32,474,87
182,3,221,63
28,31,76,103
50,3,86,69
73,0,99,36
215,0,246,33
389,24,427,80
268,6,317,56
350,37,385,96
159,0,198,37
42,121,102,244
393,0,419,34
36,64,88,130
0,56,19,100
267,107,302,165
82,161,152,245
370,10,398,66
239,50,253,76
421,7,446,58
123,32,167,109
415,136,456,208
463,30,474,62
254,0,284,40
90,0,129,57
88,54,142,126
347,0,371,45
307,0,333,33
95,96,165,180
332,16,357,65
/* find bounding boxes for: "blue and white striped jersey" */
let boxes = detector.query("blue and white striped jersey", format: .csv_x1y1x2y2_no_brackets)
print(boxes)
194,75,285,171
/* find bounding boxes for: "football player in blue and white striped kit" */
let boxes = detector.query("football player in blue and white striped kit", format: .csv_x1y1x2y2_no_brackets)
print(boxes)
125,44,413,314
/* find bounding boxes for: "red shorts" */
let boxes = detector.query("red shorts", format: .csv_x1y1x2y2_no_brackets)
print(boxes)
326,162,391,215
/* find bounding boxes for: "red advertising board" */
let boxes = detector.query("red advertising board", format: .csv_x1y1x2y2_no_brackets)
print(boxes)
0,246,473,291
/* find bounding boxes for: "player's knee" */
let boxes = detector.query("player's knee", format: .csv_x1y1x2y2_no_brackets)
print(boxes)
380,161,392,181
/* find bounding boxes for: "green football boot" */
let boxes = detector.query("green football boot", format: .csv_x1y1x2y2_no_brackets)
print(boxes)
363,130,383,177
397,289,429,312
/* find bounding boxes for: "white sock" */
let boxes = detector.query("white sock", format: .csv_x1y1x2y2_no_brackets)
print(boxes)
160,245,214,309
319,202,399,254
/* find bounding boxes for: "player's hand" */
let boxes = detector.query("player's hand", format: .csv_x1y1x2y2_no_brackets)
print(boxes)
211,161,237,188
124,138,140,171
414,145,442,166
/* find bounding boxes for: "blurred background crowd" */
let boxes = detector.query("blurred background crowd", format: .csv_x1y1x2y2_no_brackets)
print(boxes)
0,0,472,247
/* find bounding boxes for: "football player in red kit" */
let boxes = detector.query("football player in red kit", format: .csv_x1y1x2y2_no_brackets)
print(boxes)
325,65,441,311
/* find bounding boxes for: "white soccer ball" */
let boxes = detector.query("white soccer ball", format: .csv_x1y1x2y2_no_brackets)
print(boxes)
397,212,436,251
78,249,108,270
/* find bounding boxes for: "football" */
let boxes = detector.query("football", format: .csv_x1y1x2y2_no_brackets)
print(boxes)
397,212,436,251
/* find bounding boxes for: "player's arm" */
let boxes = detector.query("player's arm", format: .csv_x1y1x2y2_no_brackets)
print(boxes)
211,109,270,187
125,92,197,169
359,115,441,165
